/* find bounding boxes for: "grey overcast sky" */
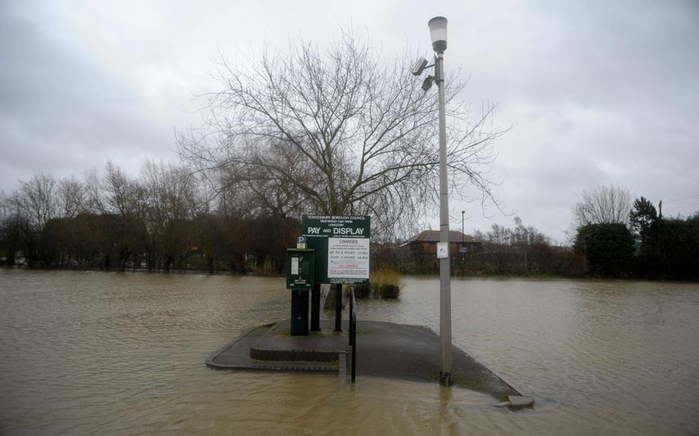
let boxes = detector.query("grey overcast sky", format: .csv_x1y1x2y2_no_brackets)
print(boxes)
1,0,698,242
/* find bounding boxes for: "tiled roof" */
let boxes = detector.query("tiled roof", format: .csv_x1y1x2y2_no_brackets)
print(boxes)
404,230,479,244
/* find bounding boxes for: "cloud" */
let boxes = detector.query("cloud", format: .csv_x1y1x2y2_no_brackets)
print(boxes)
452,0,699,240
1,0,698,242
0,3,179,187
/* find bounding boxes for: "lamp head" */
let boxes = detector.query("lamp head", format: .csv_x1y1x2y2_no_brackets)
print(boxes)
428,16,448,53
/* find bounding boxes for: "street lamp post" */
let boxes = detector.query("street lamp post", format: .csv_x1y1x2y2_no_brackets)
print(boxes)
429,16,453,387
524,228,529,275
461,210,465,273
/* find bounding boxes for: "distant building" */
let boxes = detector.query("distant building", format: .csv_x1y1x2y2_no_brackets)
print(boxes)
400,230,482,258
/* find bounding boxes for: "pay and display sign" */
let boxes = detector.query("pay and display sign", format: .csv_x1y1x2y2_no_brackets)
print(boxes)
302,215,371,284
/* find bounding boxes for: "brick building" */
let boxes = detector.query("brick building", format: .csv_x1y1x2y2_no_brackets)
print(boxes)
400,230,482,258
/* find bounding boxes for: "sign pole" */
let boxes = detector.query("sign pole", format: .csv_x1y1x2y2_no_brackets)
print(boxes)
333,284,342,332
310,284,321,331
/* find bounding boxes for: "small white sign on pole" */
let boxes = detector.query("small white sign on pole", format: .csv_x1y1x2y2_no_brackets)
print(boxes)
437,242,449,259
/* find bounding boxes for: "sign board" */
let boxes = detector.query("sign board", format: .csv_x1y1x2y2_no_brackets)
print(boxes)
302,215,371,284
328,238,370,279
460,246,468,253
437,242,449,259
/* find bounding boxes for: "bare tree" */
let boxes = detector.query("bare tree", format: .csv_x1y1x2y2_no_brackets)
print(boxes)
141,160,197,223
16,173,59,231
57,176,86,218
141,160,198,272
7,173,59,233
178,31,506,239
573,184,632,227
97,162,146,271
101,162,143,218
0,190,28,266
0,174,60,266
83,168,106,213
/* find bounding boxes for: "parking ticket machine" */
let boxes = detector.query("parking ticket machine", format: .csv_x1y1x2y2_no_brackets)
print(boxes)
286,249,315,335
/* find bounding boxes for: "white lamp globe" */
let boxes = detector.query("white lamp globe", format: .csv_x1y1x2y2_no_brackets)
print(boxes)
428,16,448,52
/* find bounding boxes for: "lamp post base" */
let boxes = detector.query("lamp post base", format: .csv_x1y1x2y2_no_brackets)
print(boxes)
440,371,453,386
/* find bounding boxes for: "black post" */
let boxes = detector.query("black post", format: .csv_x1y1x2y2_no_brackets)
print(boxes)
310,283,321,331
350,288,356,382
351,329,356,382
349,291,354,346
290,289,309,336
334,284,342,332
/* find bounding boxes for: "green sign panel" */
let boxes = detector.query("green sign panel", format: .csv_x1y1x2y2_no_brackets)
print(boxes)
302,215,371,284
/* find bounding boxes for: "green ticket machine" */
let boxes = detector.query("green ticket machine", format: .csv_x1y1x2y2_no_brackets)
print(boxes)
286,249,315,335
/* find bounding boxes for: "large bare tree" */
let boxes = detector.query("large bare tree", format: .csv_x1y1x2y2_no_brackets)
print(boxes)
573,183,632,227
16,173,59,231
178,32,506,239
141,160,199,272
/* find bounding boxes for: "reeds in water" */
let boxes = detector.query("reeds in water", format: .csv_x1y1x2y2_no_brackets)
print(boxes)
370,268,404,299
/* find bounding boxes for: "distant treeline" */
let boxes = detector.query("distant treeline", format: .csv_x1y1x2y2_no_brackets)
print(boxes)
574,198,699,280
2,169,697,281
1,170,584,278
374,245,589,278
0,163,299,274
374,206,699,281
373,218,589,278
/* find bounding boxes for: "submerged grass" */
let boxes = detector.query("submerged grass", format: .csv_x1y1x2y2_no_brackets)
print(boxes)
370,268,404,299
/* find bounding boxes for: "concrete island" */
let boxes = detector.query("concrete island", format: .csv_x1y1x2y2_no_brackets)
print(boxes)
206,319,534,409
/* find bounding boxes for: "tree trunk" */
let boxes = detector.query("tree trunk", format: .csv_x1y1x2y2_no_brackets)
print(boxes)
163,256,172,273
6,247,16,267
256,254,266,268
118,251,130,272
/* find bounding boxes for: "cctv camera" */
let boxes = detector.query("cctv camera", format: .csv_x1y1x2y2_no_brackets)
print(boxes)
412,57,429,76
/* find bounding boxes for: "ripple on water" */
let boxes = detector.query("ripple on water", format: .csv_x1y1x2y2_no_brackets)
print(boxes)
1,270,699,435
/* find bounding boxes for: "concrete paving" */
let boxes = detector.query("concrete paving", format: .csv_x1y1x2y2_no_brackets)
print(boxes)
206,322,341,372
206,319,528,403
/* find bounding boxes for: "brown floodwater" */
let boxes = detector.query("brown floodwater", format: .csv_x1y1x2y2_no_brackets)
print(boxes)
1,269,698,435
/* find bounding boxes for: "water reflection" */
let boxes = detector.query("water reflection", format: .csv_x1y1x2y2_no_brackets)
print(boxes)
1,270,698,435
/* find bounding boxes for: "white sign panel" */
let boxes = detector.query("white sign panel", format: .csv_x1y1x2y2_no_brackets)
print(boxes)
437,242,449,259
327,238,370,279
291,257,299,275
